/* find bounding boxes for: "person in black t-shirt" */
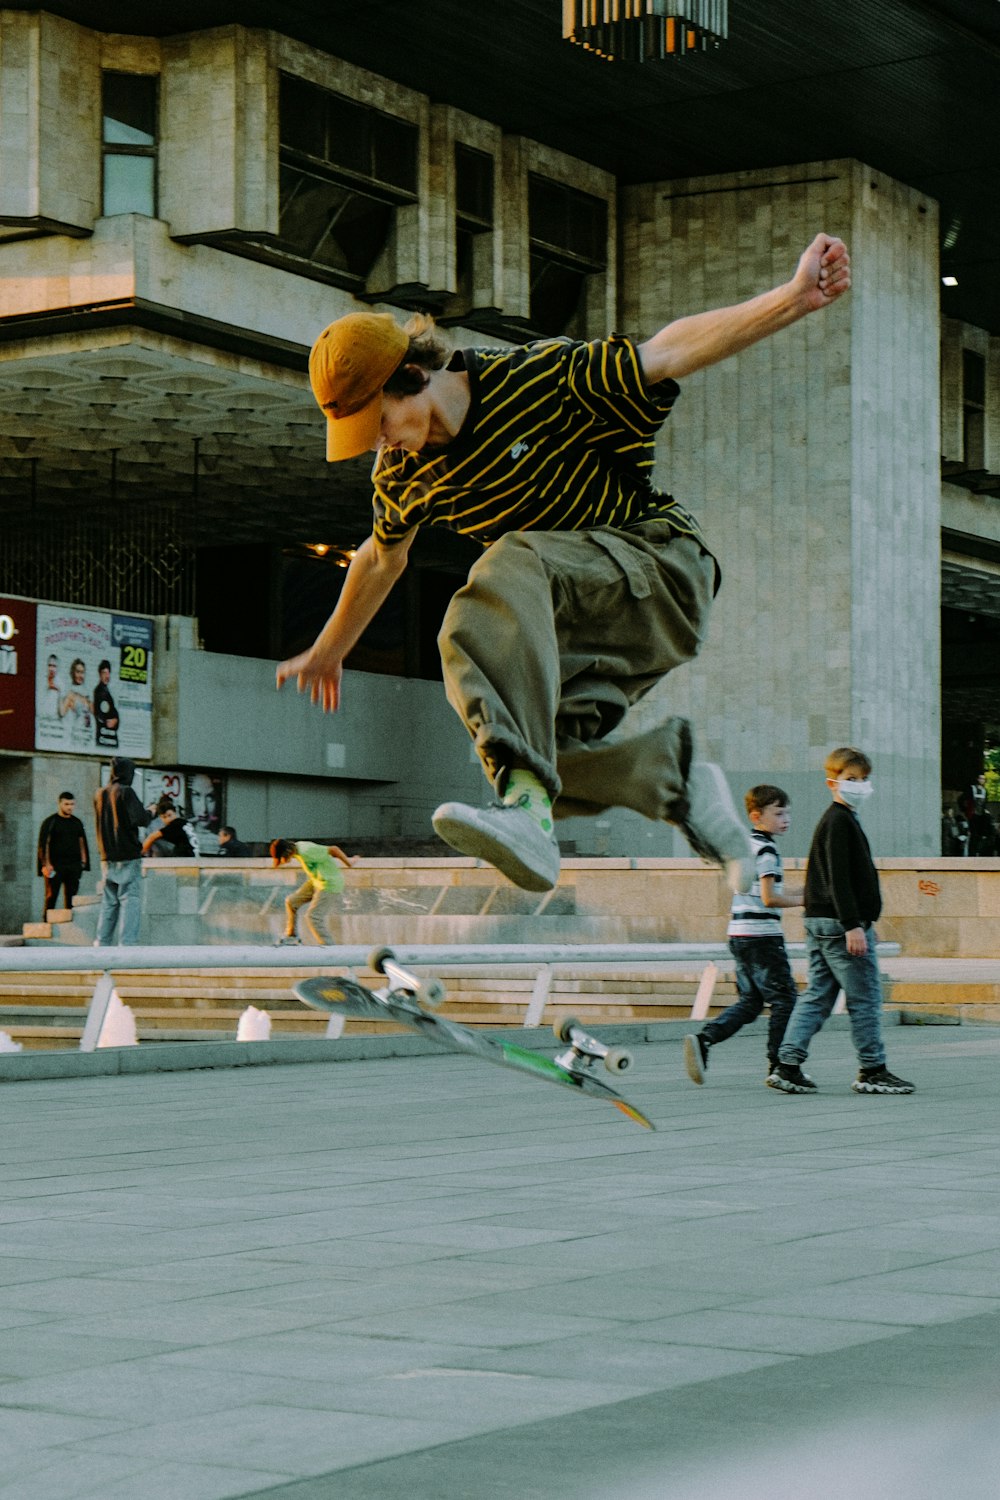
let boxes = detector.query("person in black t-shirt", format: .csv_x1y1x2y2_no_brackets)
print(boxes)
93,659,120,749
142,799,194,858
37,791,90,920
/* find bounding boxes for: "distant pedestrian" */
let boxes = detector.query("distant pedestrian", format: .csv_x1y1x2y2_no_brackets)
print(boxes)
270,838,357,945
93,758,154,946
684,784,804,1087
218,826,253,857
36,791,90,921
142,798,195,858
769,747,914,1095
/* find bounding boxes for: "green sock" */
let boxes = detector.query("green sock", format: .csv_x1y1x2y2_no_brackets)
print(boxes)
502,768,554,834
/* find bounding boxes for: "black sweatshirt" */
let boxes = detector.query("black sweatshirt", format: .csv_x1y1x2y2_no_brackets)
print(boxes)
803,801,881,931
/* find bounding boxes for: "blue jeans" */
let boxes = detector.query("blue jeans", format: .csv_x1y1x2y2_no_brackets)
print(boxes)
96,859,143,946
779,918,885,1069
703,937,798,1065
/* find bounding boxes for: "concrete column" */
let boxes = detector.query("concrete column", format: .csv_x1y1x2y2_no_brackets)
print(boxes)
160,26,276,240
621,159,941,856
0,10,101,232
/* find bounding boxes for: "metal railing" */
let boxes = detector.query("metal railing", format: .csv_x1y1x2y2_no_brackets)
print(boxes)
0,941,900,1054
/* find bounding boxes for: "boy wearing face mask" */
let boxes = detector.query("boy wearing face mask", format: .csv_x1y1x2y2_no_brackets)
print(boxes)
768,747,915,1096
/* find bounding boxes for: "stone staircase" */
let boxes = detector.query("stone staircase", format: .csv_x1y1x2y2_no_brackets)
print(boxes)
1,955,998,1051
7,857,1000,1050
0,961,736,1050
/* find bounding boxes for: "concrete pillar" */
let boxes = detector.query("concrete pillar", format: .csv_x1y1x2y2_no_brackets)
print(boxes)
0,10,101,232
160,26,277,240
621,159,940,856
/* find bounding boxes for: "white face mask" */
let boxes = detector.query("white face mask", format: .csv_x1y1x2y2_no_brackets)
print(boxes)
837,779,873,810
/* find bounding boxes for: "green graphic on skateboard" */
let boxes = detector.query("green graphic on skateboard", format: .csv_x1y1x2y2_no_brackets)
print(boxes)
294,946,655,1130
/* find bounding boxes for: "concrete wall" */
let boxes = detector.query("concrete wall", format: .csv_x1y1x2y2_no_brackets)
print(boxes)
0,10,101,231
621,159,941,857
172,647,485,840
43,854,1000,958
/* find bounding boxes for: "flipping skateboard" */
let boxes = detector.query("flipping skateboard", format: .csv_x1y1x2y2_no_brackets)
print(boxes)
294,946,655,1130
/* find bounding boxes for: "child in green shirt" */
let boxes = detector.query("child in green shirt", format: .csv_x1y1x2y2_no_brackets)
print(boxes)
270,838,357,944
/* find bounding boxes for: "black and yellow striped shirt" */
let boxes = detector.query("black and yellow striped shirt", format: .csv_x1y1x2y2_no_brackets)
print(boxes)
371,334,704,549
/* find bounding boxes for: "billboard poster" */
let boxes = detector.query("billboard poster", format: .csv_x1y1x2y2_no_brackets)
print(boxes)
35,606,153,758
185,769,225,855
0,596,37,751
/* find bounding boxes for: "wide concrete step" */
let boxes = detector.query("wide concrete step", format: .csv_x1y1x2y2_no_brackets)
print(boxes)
1,957,997,1050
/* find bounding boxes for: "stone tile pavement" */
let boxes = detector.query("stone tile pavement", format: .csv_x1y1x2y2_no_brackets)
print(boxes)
1,1024,998,1498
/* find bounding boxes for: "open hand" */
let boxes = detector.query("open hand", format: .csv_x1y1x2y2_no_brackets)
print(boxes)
275,649,343,713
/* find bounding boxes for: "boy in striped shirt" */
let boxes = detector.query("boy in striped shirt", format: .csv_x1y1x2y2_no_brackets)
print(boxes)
684,784,804,1085
278,237,850,894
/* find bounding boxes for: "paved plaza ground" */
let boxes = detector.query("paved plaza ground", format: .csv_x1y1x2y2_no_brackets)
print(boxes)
1,1022,999,1499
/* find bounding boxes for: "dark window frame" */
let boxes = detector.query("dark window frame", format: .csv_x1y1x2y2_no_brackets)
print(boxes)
527,173,609,338
963,348,987,471
101,71,159,218
276,74,419,287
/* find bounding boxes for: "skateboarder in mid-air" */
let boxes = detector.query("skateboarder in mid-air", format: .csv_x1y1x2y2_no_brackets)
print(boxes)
277,235,851,893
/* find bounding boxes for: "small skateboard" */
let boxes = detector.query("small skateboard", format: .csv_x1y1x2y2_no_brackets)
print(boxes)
294,946,655,1130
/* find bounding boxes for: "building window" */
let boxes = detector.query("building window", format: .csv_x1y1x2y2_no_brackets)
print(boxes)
102,73,158,217
528,175,608,338
277,75,418,285
963,349,986,471
452,145,494,313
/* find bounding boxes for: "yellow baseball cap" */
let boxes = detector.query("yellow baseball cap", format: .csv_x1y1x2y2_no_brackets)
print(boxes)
308,312,409,462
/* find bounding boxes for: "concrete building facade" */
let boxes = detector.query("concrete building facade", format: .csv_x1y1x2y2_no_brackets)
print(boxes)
1,6,999,927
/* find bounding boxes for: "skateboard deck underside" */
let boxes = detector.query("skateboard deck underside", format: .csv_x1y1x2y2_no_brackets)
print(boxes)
294,975,655,1130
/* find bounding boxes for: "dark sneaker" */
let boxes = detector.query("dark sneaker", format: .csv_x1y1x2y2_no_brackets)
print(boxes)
274,935,302,946
432,798,560,892
767,1062,818,1094
684,1033,710,1085
678,763,755,893
852,1066,915,1095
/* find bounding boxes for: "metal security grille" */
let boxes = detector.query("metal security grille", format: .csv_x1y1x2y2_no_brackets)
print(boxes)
0,509,195,617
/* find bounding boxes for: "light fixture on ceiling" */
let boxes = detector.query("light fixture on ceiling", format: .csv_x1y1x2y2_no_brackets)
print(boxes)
942,276,958,287
563,0,728,62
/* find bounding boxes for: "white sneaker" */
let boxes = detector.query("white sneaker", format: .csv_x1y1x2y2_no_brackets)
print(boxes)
432,799,560,892
679,763,755,893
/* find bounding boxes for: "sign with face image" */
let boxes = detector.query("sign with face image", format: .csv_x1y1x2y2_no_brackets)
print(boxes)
35,605,154,758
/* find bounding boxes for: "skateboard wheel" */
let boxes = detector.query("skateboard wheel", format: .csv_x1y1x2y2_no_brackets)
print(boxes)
604,1047,633,1074
368,946,396,975
554,1015,579,1043
418,978,446,1008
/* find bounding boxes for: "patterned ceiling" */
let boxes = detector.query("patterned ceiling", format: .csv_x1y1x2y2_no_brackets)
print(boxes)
0,336,374,547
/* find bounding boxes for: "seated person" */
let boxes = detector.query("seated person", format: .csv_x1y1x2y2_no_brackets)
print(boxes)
142,798,195,858
218,825,253,857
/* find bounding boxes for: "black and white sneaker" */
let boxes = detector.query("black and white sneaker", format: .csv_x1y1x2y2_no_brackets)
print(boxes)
766,1062,818,1094
852,1066,915,1095
684,1033,710,1085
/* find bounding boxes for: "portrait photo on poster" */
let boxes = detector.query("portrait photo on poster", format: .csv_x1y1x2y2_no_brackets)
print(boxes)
34,605,153,758
185,770,225,854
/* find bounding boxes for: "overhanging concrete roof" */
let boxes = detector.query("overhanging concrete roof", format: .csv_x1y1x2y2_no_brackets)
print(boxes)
11,0,1000,333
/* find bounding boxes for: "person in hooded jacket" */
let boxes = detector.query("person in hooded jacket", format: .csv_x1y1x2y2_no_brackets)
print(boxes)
93,757,154,946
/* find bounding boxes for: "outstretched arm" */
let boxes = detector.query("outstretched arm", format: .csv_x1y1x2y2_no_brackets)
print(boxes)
638,233,850,385
276,529,416,713
327,845,358,869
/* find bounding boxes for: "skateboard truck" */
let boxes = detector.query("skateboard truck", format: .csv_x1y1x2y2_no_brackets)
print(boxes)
553,1016,633,1077
369,946,446,1010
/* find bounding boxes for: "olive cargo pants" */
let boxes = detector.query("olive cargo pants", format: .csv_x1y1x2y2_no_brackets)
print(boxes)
438,523,717,821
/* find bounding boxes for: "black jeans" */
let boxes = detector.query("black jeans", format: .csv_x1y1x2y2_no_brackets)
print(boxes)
702,936,798,1065
42,868,80,921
